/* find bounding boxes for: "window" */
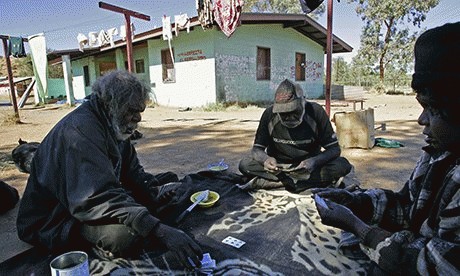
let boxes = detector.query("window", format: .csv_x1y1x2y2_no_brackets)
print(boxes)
99,62,116,76
83,65,90,87
135,59,145,73
295,52,306,81
161,48,175,82
257,47,270,80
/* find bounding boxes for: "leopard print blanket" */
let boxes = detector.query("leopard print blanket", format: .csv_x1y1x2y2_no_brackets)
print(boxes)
89,172,370,275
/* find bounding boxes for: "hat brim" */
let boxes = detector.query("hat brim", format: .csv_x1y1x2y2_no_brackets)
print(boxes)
273,99,301,113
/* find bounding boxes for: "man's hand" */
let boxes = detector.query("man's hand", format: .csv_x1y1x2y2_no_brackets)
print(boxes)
152,223,203,269
311,188,355,207
314,197,364,235
263,157,278,172
295,158,316,174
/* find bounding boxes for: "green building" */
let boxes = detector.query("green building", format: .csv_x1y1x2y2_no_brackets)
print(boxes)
49,13,352,107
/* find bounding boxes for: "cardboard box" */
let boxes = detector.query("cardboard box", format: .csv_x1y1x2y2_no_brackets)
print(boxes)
333,108,375,149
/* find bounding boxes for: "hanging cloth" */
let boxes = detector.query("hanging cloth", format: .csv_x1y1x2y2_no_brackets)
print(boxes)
162,16,173,41
27,33,48,103
197,0,215,30
77,33,88,52
106,27,119,47
97,30,110,46
88,32,98,47
7,36,27,58
174,14,190,36
213,0,244,37
120,23,135,41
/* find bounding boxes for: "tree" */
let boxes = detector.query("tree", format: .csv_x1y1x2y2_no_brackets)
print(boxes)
243,0,325,19
46,48,64,79
0,55,34,77
332,57,349,85
350,0,439,83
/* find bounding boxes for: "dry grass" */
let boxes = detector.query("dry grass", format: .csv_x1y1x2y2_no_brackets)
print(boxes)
0,112,21,126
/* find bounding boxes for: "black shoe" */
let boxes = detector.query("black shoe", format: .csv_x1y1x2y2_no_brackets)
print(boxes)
89,246,117,261
279,175,308,193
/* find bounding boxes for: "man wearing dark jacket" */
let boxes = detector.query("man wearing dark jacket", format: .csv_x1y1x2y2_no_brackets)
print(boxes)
17,71,203,269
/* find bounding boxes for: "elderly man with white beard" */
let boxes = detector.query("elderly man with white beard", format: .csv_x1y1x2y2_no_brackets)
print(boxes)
16,71,203,269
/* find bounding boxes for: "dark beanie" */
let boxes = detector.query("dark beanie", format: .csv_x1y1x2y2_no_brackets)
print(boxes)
412,22,460,90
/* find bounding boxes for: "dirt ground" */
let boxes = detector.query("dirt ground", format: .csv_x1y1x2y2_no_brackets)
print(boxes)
1,92,424,195
0,92,425,262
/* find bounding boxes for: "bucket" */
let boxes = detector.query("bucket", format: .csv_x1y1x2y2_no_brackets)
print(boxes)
334,108,375,149
50,251,89,276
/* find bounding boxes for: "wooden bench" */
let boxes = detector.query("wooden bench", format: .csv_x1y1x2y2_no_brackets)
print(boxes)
346,99,365,111
343,86,366,111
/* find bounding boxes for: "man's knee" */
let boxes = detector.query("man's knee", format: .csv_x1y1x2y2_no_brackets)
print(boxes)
238,156,258,176
80,223,141,253
321,157,352,180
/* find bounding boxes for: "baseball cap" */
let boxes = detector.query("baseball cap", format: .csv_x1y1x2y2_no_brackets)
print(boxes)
273,79,304,113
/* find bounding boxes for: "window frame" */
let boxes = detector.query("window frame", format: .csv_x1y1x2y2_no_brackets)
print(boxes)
295,52,306,81
135,59,145,74
256,46,271,81
83,65,90,87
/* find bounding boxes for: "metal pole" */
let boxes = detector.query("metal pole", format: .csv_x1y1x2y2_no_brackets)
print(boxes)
1,37,20,121
98,2,150,73
325,0,333,117
124,14,134,72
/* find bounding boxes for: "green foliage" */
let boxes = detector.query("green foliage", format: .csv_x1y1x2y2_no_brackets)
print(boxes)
332,57,350,85
200,102,228,112
243,0,325,19
349,0,439,85
0,54,34,77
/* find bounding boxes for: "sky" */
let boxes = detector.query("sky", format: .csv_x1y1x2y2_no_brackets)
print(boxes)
1,0,460,63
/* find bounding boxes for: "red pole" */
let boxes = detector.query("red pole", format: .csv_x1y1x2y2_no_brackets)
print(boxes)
1,37,20,121
98,2,150,73
125,14,134,72
325,0,333,117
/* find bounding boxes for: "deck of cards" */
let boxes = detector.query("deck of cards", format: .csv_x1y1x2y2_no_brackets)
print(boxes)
189,253,216,274
199,253,216,274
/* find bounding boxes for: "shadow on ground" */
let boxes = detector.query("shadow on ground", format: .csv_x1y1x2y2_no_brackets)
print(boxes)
342,120,425,191
134,119,425,192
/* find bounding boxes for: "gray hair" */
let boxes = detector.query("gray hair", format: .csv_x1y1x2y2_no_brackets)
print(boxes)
91,71,150,115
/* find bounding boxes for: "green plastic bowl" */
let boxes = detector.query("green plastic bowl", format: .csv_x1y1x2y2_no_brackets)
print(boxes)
190,191,220,208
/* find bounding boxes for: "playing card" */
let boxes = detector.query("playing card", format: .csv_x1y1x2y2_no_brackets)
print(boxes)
222,236,246,248
315,194,329,209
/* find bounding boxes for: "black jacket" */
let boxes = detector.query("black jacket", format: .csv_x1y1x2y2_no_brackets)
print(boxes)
17,94,161,250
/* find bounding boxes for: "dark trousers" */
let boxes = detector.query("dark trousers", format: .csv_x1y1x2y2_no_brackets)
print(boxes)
70,172,177,255
239,155,352,189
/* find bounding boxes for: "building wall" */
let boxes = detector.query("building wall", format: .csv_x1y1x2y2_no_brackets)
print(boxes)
69,23,325,105
71,58,91,99
47,78,66,99
214,24,324,103
147,29,217,108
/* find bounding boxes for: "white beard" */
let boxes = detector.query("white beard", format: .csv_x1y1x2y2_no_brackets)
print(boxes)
112,117,137,141
279,108,305,129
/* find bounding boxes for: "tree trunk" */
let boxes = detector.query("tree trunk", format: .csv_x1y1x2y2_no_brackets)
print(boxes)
380,18,395,82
